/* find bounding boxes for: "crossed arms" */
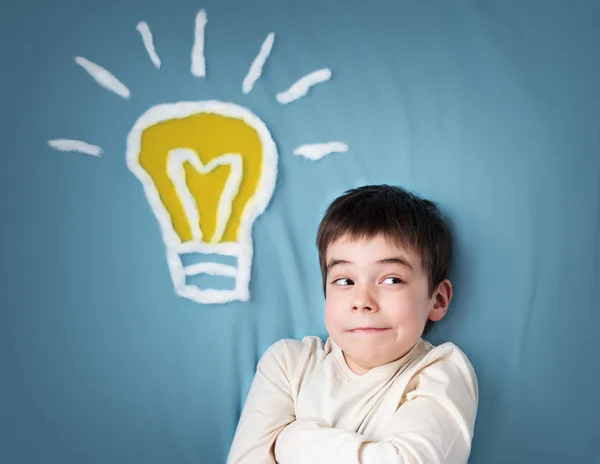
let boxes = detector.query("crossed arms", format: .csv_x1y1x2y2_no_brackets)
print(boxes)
227,340,478,464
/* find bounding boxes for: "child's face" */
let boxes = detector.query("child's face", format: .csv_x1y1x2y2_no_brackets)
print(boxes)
324,234,451,375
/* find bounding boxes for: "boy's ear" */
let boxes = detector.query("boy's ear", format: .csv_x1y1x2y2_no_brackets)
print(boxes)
428,279,452,322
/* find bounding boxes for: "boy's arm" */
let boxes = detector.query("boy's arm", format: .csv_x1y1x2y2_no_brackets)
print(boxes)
226,339,300,464
275,345,478,464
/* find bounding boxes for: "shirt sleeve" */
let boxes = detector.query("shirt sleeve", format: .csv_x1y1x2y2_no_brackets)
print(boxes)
226,339,302,464
274,344,478,464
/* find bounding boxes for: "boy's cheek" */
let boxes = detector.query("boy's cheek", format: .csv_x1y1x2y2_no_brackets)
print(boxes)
324,298,347,320
325,286,351,303
324,306,342,331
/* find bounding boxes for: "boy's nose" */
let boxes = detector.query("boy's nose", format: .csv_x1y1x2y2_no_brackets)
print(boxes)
351,286,379,312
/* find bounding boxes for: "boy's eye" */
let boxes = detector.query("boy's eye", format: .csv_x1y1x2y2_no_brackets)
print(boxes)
382,277,403,285
332,278,354,286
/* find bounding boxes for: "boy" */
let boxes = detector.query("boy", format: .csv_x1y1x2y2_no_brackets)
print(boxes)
227,185,478,464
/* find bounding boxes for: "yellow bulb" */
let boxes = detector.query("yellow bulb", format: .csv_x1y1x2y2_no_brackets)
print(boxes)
127,101,277,304
139,112,263,243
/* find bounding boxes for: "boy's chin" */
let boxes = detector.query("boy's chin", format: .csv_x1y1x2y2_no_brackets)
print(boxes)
343,347,399,371
339,337,421,371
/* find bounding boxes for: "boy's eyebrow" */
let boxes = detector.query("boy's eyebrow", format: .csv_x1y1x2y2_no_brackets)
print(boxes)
326,259,352,273
377,257,414,271
327,257,414,273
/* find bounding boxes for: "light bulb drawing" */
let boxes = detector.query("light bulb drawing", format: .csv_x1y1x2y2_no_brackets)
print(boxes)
127,101,276,303
48,9,349,304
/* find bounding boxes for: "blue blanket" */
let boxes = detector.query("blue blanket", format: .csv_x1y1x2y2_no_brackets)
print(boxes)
1,0,598,462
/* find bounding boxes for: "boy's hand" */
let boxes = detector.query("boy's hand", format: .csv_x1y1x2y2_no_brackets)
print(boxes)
275,419,367,464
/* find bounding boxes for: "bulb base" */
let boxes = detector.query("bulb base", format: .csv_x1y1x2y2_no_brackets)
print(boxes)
166,241,251,304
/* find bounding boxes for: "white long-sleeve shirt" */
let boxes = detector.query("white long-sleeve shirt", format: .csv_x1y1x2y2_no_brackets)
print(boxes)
227,335,478,464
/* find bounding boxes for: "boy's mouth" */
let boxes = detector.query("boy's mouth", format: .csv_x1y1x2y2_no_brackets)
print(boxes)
348,327,389,333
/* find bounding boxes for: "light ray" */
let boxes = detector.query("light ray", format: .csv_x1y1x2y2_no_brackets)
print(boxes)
75,56,131,99
191,10,207,76
136,21,161,69
242,33,275,94
276,68,331,104
48,139,103,157
293,142,348,161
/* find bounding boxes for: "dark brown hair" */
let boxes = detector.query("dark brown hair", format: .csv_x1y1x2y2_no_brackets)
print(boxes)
316,185,452,333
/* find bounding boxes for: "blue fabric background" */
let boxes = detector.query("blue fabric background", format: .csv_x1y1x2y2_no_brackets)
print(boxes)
2,0,599,462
